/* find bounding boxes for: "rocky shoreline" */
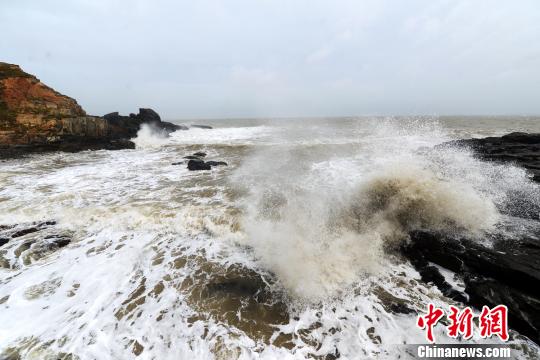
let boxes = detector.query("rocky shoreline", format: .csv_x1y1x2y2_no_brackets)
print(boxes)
402,132,540,344
442,132,540,183
2,62,540,346
0,62,210,159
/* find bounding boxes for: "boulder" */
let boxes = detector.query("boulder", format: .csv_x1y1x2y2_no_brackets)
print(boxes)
184,152,228,171
187,159,211,171
137,108,161,123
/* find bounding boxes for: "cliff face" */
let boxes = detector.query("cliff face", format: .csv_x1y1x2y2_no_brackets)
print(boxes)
0,62,186,158
0,62,109,145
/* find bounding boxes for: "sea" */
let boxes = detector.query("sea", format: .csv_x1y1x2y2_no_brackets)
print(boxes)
0,116,539,359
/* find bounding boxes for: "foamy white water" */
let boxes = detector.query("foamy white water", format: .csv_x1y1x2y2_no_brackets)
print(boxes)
0,116,539,359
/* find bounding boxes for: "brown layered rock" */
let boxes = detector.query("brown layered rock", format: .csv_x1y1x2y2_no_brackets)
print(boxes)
0,62,111,146
0,62,185,157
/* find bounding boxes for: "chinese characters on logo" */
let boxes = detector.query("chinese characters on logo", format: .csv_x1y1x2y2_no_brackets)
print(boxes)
417,304,508,343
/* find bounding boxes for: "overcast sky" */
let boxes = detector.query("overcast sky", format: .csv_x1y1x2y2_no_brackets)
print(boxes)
1,0,539,119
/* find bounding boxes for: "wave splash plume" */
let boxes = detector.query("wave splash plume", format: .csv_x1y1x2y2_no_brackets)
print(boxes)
235,120,501,299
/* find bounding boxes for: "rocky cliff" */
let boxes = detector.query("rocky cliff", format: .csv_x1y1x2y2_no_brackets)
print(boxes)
0,62,183,157
0,62,110,146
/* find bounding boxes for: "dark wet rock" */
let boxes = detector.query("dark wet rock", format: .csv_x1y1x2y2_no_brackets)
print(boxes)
171,162,183,165
388,302,416,315
184,152,227,171
0,220,72,268
407,257,468,303
440,132,540,221
0,138,136,159
183,155,203,160
9,220,56,238
190,125,213,129
0,238,8,247
401,230,540,344
11,227,42,238
187,159,211,171
103,108,185,138
136,108,160,123
47,235,71,248
442,132,540,183
205,161,227,167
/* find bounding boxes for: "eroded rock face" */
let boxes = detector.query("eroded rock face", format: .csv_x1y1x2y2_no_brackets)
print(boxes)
0,62,109,146
0,63,184,156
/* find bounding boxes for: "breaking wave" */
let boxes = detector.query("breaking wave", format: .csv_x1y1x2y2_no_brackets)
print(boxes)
1,117,539,359
131,123,171,149
233,120,506,299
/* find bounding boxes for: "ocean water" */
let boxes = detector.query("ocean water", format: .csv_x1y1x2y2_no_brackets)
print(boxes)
0,116,539,359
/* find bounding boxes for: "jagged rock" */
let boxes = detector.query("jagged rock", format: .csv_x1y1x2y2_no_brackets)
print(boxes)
404,132,540,343
190,125,213,129
137,108,160,123
401,230,540,344
102,108,184,138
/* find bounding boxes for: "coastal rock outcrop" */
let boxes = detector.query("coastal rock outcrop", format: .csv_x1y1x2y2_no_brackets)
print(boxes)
0,62,183,157
402,132,540,344
402,230,540,344
103,109,187,138
0,62,109,146
442,132,540,183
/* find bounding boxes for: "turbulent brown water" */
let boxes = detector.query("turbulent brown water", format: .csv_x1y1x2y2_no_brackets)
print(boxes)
0,116,539,359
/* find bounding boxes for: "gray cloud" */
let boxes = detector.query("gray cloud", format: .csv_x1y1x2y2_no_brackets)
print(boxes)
1,0,539,118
